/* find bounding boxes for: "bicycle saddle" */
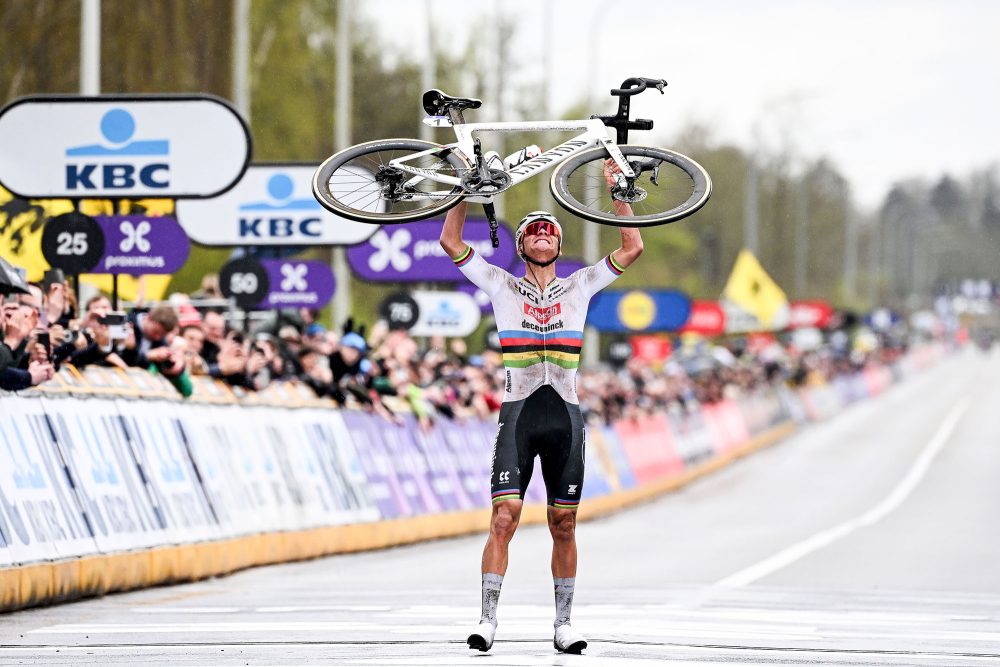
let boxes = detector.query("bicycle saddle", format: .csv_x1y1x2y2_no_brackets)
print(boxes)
422,89,482,116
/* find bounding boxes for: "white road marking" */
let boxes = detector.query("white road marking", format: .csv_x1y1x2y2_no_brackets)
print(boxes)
715,398,971,588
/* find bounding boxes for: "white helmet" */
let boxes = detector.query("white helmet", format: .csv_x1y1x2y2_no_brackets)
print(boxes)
514,211,563,262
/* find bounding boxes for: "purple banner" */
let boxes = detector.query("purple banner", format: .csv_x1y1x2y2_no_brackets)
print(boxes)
440,420,492,506
347,218,516,282
458,258,588,314
339,411,409,519
406,416,472,512
260,259,336,309
377,420,440,515
95,215,190,275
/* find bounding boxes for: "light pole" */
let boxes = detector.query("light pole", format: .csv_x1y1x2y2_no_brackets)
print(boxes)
80,0,100,95
332,0,353,330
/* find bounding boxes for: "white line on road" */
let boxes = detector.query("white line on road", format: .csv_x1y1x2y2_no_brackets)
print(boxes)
715,398,970,588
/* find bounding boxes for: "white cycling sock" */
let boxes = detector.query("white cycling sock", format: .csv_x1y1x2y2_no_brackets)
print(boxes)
554,577,575,628
480,573,503,628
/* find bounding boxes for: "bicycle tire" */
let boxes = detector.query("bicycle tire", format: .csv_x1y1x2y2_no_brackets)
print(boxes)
550,145,711,227
312,139,470,224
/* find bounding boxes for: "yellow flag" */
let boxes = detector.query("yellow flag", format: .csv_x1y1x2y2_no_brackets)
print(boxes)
722,249,789,330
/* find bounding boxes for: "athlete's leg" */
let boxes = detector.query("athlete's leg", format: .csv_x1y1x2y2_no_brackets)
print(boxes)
470,399,532,651
547,506,577,579
537,391,588,652
482,498,523,576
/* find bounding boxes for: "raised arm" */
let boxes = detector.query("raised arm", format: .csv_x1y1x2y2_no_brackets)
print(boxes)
605,161,644,269
440,200,469,258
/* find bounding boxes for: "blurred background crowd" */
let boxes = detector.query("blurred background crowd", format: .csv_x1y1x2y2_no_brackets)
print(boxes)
2,260,929,428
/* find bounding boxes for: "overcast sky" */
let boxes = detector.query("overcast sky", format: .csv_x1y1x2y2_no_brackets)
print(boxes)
359,0,997,210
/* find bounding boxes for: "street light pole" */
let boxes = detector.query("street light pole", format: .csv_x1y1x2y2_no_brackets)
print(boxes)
332,0,353,330
80,0,100,95
232,0,251,124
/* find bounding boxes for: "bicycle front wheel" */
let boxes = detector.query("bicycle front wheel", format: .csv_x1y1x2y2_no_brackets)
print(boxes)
550,145,711,227
312,139,470,224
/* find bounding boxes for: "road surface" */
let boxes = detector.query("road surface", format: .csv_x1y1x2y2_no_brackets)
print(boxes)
2,348,999,665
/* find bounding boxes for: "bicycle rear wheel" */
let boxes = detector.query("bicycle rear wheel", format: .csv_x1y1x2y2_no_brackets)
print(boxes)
550,145,711,227
312,139,470,224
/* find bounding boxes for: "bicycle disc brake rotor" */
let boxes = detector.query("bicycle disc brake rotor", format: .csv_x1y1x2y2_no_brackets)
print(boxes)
611,180,648,204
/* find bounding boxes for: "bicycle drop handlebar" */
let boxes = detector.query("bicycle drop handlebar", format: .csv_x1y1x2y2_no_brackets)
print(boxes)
610,77,668,97
592,76,668,144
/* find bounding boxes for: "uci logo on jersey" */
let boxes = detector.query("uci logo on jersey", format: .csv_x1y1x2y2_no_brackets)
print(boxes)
65,109,170,191
238,173,322,239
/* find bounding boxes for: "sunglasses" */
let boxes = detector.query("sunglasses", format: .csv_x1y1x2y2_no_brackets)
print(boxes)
523,220,560,238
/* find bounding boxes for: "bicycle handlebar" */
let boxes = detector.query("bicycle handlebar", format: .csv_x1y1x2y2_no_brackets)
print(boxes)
611,77,668,97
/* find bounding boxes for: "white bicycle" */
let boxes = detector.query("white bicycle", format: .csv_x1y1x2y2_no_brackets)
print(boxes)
312,77,711,239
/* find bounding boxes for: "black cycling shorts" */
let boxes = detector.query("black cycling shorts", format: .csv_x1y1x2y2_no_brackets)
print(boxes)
489,385,585,510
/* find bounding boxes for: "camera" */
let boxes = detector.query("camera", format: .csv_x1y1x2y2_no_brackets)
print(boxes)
97,312,128,340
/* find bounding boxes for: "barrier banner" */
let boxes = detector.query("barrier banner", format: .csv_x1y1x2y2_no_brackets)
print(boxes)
581,428,613,499
438,419,490,507
612,415,682,484
297,411,380,524
174,405,262,537
736,391,786,436
211,405,302,531
704,400,751,454
255,407,349,529
318,411,382,523
339,411,409,519
377,419,441,516
41,397,168,552
591,426,636,492
117,401,219,541
0,398,98,564
666,410,717,466
797,384,844,422
411,418,474,511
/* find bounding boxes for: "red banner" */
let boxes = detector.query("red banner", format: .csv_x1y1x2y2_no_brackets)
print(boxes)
789,300,834,329
681,300,726,336
630,335,672,363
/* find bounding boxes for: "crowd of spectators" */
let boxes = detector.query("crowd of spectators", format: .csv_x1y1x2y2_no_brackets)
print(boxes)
1,263,917,427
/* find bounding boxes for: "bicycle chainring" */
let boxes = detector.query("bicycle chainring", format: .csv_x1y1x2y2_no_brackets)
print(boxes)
461,168,512,195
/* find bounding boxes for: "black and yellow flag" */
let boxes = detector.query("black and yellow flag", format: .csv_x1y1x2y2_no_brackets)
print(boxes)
721,249,789,332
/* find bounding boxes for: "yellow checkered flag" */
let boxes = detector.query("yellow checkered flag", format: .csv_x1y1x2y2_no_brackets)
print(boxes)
721,249,789,332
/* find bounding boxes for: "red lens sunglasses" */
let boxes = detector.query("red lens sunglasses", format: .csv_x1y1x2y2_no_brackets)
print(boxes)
523,220,560,238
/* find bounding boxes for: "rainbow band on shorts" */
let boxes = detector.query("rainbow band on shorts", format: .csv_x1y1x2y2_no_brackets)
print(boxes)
453,246,475,267
491,489,520,504
552,498,580,510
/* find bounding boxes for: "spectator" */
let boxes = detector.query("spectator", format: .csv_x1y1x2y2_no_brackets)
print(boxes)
200,310,226,365
121,304,179,369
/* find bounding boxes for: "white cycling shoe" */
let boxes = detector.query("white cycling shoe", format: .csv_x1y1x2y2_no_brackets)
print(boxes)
467,621,496,652
553,624,588,654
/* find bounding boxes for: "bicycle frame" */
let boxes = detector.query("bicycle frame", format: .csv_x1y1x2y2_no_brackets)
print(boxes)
390,117,635,203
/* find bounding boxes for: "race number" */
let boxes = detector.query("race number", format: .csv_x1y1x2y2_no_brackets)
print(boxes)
41,212,105,274
219,257,269,310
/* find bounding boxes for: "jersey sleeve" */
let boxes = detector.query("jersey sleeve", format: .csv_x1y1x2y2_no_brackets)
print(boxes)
574,254,626,299
452,245,509,297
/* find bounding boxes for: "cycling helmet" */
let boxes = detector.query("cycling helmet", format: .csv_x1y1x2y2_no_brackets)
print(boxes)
515,211,563,264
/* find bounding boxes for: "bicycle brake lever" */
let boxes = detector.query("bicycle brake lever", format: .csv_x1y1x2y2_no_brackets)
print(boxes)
654,80,667,94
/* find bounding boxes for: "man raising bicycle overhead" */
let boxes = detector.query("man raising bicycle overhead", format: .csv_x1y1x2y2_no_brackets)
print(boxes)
440,161,643,655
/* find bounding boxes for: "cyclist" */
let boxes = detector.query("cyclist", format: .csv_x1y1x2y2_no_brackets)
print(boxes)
440,162,642,654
